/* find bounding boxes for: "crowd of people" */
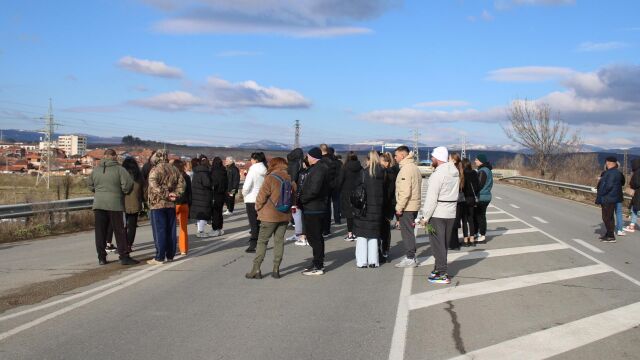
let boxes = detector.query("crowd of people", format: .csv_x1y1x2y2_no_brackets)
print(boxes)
596,157,640,242
87,144,501,284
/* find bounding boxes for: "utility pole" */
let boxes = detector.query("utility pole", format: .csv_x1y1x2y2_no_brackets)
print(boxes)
412,129,421,163
623,150,629,179
36,99,58,189
293,120,301,149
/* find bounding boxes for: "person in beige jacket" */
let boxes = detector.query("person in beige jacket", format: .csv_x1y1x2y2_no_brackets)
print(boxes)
393,146,423,267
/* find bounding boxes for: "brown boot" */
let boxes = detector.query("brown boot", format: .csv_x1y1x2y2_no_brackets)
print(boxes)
272,264,281,279
245,264,262,279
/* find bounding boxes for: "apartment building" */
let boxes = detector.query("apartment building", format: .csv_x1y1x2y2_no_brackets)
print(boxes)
57,135,87,156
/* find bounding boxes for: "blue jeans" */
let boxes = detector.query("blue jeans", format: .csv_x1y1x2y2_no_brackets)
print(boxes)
615,202,623,232
150,208,177,261
631,209,640,228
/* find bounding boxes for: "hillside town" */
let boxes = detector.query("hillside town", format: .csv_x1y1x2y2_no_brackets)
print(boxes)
0,135,250,176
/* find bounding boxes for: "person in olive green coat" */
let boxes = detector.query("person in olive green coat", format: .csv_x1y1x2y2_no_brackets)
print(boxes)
86,149,138,265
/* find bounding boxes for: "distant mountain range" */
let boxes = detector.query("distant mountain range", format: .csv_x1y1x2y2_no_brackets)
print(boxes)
1,129,121,144
3,129,638,156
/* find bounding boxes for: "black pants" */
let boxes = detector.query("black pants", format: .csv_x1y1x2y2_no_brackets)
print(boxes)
450,203,463,249
431,217,455,273
94,210,128,260
125,213,138,248
226,193,236,212
380,220,391,254
212,195,225,231
304,213,325,269
246,203,260,248
461,204,475,238
323,196,332,234
475,201,490,236
346,217,354,233
601,203,616,238
331,190,341,223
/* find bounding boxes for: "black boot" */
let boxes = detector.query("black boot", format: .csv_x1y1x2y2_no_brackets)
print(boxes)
98,258,108,265
272,264,281,279
120,257,140,265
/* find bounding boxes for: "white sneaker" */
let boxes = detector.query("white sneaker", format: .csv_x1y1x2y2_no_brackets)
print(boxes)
302,268,324,276
477,235,486,243
394,256,417,268
294,239,308,246
223,210,231,216
196,231,206,238
211,230,224,237
624,225,636,232
344,234,355,242
617,230,626,236
286,234,299,242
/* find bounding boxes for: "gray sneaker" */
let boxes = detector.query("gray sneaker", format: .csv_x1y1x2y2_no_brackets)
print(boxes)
394,256,417,268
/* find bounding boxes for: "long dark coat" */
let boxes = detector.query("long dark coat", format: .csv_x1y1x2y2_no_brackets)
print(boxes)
382,165,398,220
353,166,385,239
340,159,363,219
211,165,228,204
190,165,213,220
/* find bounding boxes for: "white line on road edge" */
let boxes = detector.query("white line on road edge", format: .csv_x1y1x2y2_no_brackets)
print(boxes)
0,230,249,326
495,196,503,200
388,266,413,360
486,211,505,215
532,216,548,224
492,205,640,288
482,228,539,237
510,203,520,209
449,301,640,360
486,218,520,223
573,239,604,254
408,264,609,311
417,243,568,267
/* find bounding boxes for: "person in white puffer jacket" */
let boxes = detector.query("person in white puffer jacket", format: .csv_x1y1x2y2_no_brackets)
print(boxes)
242,152,268,253
419,146,460,285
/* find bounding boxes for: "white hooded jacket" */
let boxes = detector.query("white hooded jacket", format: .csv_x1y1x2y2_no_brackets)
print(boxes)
422,161,460,220
242,162,267,203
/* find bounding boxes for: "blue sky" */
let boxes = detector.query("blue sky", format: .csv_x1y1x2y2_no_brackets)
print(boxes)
0,0,638,149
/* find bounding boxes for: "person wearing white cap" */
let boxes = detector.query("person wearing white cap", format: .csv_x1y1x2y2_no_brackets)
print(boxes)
419,146,460,284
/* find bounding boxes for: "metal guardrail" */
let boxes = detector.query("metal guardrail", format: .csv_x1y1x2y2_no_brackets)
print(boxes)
501,175,632,201
0,197,94,219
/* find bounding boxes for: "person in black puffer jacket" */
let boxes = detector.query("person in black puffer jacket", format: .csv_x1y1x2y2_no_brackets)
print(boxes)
320,147,339,235
210,157,228,236
353,151,385,268
190,158,213,237
379,152,398,262
340,152,362,241
287,148,306,243
626,158,640,232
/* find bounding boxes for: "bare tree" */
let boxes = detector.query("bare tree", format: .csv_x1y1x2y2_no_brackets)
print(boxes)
503,100,581,177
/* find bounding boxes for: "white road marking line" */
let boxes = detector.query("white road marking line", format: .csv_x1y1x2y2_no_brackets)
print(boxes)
417,243,568,267
487,218,520,223
0,230,249,325
408,264,609,311
495,196,503,200
450,301,640,360
509,203,520,209
486,211,505,215
388,266,414,360
456,227,538,237
532,216,548,224
573,239,604,254
492,205,640,287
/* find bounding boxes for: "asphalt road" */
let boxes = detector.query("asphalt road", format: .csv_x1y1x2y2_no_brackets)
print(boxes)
1,183,639,360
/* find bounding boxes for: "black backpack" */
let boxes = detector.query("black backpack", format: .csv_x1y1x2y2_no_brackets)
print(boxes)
350,170,367,217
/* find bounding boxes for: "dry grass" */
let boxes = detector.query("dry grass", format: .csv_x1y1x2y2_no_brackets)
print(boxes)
0,210,95,244
0,173,92,205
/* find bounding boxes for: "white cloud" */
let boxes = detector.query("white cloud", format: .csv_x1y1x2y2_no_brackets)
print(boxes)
487,66,575,82
358,107,504,125
145,0,399,37
576,41,629,52
117,56,183,78
130,91,205,111
130,76,311,111
414,100,471,108
481,10,494,21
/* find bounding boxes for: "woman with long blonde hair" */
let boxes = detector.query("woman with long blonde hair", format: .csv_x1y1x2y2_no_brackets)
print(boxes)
352,150,385,268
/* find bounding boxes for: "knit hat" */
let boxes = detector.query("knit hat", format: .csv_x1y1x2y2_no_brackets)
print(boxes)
605,156,618,163
431,146,449,163
307,147,322,160
476,153,488,164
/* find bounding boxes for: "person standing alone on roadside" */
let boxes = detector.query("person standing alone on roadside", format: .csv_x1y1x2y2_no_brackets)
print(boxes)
224,156,240,216
419,147,460,284
393,146,422,268
596,156,624,243
147,149,186,264
86,149,138,266
474,154,493,243
300,147,330,275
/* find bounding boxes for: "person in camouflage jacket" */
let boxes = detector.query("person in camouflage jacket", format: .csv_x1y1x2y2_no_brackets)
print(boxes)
147,149,186,264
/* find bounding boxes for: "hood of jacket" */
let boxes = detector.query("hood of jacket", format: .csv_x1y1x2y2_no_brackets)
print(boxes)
399,152,416,168
251,162,267,175
344,160,362,173
100,158,119,173
632,159,640,172
287,148,304,162
479,162,493,171
439,161,460,179
193,164,210,173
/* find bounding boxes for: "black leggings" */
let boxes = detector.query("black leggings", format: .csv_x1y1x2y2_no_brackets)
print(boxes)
125,213,138,247
346,217,354,233
474,202,490,236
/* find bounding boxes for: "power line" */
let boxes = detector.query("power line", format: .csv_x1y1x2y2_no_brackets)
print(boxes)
412,128,420,162
294,119,301,149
